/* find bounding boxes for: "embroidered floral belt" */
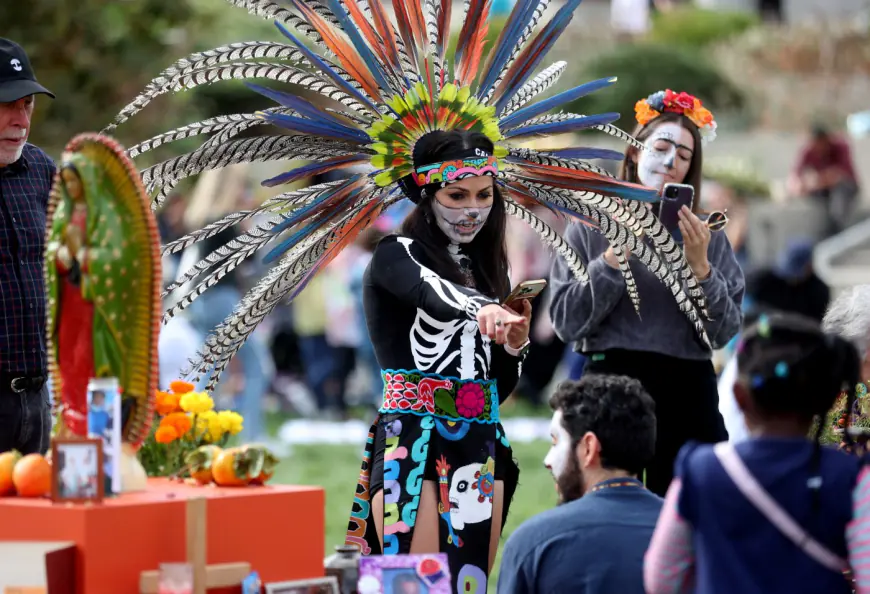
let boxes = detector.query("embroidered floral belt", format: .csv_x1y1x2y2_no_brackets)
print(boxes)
379,369,500,424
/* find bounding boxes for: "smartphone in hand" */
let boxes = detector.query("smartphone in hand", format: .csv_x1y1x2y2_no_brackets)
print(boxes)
658,183,695,243
503,279,547,305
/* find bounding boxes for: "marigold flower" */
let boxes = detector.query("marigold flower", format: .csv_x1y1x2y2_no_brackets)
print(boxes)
155,425,179,444
161,412,193,436
196,410,225,442
170,380,196,394
155,391,182,416
634,99,660,126
217,410,244,436
180,392,214,415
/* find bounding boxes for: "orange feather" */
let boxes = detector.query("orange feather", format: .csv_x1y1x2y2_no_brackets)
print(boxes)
293,1,384,102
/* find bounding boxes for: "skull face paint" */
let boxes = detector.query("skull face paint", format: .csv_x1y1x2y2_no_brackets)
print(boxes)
430,175,494,244
448,462,493,530
636,121,695,193
431,199,491,244
543,410,571,478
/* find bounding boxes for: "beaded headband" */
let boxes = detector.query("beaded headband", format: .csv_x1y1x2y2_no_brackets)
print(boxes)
414,155,499,187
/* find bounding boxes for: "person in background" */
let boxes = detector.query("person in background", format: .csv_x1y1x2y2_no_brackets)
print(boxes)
550,90,745,496
746,238,830,323
0,38,56,455
645,313,870,594
788,124,861,237
497,374,661,594
505,198,568,405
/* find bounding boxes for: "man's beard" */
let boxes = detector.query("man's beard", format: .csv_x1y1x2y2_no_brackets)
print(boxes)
555,450,585,504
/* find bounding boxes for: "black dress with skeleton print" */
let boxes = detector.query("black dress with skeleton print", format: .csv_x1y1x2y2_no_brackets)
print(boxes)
344,234,524,594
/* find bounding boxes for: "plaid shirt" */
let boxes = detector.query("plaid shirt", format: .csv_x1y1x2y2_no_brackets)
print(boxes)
0,143,55,375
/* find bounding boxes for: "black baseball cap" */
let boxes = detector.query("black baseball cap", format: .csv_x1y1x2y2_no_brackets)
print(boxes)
0,38,55,103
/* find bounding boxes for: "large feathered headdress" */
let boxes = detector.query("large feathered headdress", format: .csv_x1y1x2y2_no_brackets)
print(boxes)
104,0,712,390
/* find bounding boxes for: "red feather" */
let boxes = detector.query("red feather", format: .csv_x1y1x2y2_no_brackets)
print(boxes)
292,1,384,102
342,0,402,83
456,0,491,86
368,0,407,76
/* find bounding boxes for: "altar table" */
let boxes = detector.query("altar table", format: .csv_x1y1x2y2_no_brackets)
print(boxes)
0,479,325,594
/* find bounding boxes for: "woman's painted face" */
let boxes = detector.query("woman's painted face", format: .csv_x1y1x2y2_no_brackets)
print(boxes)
430,175,494,244
634,121,695,193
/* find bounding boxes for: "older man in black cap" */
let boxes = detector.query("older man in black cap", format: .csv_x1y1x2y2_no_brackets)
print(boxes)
0,38,56,454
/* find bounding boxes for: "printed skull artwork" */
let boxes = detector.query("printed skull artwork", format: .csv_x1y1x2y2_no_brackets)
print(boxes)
449,462,493,530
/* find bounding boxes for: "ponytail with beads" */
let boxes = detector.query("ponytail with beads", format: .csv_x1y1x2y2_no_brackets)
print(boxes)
737,313,862,509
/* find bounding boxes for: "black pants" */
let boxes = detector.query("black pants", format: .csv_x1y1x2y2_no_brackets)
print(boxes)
584,349,728,497
0,384,51,455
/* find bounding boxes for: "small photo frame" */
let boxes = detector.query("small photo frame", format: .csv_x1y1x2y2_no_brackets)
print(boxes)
87,382,122,494
358,554,451,594
51,437,104,504
265,576,339,594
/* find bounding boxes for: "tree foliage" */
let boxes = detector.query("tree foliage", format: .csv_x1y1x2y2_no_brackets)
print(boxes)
2,0,215,155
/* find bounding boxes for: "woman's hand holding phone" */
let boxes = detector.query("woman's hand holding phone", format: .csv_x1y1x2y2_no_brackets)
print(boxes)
677,205,712,279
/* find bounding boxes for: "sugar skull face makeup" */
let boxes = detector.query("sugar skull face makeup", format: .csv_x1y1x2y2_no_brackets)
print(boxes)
635,121,694,193
430,175,494,244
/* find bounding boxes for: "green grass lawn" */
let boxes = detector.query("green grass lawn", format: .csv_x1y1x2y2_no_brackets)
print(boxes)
271,440,556,591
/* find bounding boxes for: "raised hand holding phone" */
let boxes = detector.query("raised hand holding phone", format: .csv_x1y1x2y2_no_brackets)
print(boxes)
677,205,712,279
658,183,695,243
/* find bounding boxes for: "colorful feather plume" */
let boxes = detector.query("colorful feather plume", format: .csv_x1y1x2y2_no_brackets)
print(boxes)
106,0,711,389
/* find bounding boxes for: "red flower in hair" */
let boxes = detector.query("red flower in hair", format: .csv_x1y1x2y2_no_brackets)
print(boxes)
663,89,696,112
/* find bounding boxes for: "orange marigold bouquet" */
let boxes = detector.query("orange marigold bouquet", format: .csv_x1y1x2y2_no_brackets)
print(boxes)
138,380,245,478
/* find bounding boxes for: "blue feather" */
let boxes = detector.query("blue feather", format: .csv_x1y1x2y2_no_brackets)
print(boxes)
499,76,617,130
258,111,372,145
268,175,361,237
502,112,620,139
263,185,365,264
544,147,625,161
262,155,369,188
477,0,542,99
273,21,381,114
245,82,362,133
515,169,660,203
321,0,394,94
493,0,584,113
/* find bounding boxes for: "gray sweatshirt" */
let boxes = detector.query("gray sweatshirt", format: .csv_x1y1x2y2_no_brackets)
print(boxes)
549,222,745,360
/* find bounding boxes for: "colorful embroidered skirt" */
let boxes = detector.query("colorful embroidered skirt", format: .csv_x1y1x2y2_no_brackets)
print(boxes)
345,369,519,594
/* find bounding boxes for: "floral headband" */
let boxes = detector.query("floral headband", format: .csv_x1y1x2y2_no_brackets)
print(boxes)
635,89,718,145
414,155,499,187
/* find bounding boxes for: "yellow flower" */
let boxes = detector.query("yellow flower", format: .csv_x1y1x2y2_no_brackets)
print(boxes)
180,391,214,415
196,410,225,443
155,425,179,444
217,410,244,436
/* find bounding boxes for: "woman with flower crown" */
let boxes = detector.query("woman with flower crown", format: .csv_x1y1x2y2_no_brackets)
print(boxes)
550,90,746,497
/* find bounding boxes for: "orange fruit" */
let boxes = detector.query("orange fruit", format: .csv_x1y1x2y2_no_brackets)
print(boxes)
0,450,21,495
13,454,51,498
212,447,264,487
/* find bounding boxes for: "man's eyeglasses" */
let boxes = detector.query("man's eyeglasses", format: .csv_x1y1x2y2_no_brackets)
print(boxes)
706,210,729,232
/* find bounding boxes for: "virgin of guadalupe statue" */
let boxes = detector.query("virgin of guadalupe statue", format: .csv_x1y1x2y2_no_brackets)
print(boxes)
45,133,162,489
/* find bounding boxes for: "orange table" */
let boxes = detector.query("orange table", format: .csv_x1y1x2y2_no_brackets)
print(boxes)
0,479,325,594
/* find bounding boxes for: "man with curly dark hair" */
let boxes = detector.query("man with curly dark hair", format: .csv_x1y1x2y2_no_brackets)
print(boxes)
496,374,662,594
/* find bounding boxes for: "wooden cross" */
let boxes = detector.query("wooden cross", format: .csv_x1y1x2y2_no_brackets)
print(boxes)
139,497,251,594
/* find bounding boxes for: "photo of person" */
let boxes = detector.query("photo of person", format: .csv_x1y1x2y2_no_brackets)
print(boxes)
383,570,427,594
54,441,102,501
88,387,121,494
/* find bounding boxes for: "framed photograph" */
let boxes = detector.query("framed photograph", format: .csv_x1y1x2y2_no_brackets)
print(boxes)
358,554,451,594
87,381,122,494
51,437,104,504
264,576,339,594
